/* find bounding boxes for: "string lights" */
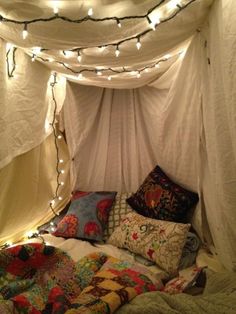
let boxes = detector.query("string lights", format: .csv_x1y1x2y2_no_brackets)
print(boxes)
31,51,178,81
0,0,196,56
6,44,17,78
48,72,65,222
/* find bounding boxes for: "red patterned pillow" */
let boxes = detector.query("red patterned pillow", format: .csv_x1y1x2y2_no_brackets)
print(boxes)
126,165,198,222
53,191,117,241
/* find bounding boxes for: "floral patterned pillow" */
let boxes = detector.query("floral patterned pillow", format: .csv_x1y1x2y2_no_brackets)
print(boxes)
108,212,190,274
53,191,117,242
126,165,199,222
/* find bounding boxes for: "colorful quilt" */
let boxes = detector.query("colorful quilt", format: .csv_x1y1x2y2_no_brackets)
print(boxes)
0,243,163,313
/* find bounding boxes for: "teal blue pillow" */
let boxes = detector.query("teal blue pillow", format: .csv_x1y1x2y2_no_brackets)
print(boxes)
53,191,117,242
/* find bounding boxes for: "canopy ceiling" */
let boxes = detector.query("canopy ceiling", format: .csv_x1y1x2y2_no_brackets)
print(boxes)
0,0,214,88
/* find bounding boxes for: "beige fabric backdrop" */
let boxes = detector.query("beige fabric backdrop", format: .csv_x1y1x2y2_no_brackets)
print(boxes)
0,133,71,246
0,39,67,170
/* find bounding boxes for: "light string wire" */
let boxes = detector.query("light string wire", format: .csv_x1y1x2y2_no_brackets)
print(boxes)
34,53,174,78
0,74,61,250
49,72,62,218
0,1,165,26
6,46,17,77
1,0,196,53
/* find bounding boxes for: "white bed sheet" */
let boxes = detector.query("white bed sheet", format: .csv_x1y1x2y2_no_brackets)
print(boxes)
41,234,225,279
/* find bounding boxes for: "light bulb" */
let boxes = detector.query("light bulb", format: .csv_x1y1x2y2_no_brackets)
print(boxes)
137,72,141,78
63,50,73,58
117,19,121,28
167,0,181,10
88,8,93,16
147,16,155,30
53,0,59,14
163,54,171,59
32,47,42,54
58,196,63,200
77,50,82,62
50,221,55,226
77,73,83,80
99,46,106,52
57,135,62,139
60,169,65,174
155,63,160,68
50,200,55,206
53,6,58,14
144,68,149,73
31,55,36,62
22,24,28,40
60,182,65,185
59,159,64,163
6,43,13,51
108,76,112,81
115,47,120,57
136,38,141,50
48,57,54,62
96,71,102,76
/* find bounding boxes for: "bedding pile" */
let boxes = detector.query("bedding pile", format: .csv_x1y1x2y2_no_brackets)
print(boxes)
0,242,163,313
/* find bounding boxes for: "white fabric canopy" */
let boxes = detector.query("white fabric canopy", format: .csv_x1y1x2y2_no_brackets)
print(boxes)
0,0,235,272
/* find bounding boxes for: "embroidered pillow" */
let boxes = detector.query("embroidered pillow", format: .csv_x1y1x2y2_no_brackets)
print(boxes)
53,191,117,242
108,212,190,274
103,193,133,240
126,165,198,222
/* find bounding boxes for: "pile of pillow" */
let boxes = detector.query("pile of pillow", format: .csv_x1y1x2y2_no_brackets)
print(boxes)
51,165,199,274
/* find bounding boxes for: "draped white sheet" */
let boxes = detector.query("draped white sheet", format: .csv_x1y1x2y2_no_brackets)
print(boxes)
0,39,66,169
0,0,235,272
62,1,236,271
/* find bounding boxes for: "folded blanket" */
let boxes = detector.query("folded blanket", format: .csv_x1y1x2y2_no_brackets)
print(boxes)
0,243,163,314
179,232,200,269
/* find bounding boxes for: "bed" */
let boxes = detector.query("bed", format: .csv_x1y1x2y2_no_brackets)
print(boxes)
1,166,236,313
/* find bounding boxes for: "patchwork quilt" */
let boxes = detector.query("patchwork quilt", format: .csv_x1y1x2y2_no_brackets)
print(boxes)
0,243,163,313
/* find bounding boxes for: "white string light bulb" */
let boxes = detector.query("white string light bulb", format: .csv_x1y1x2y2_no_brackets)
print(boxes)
167,0,182,10
31,54,36,62
60,181,65,185
163,54,171,59
58,196,63,200
53,0,59,14
137,72,141,78
155,63,160,68
57,135,62,139
22,24,28,39
115,46,120,57
6,43,13,51
108,76,112,81
60,169,65,174
146,16,155,31
96,70,102,76
136,38,141,50
59,159,64,163
116,19,121,28
32,47,42,54
77,73,83,80
88,8,93,16
77,50,82,62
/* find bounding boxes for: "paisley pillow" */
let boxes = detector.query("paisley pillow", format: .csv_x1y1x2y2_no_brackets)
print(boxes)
108,211,190,274
126,165,198,222
53,191,117,242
